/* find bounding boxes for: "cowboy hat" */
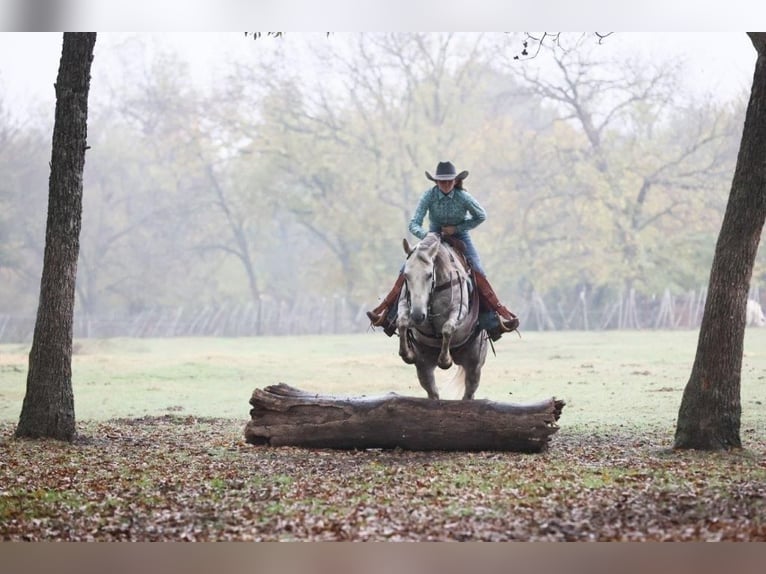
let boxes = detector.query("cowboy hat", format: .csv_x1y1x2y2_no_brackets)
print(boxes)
425,161,469,182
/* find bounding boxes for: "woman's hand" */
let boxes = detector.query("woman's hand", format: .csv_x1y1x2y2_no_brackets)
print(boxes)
441,225,457,236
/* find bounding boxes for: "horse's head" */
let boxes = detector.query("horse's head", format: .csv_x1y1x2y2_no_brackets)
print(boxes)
402,234,440,325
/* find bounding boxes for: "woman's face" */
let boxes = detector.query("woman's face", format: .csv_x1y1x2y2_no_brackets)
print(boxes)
437,179,456,194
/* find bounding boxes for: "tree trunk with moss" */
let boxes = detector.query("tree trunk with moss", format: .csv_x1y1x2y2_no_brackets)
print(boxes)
674,33,766,450
15,33,96,441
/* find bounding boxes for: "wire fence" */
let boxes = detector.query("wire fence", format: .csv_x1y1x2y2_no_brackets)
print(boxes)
0,288,764,344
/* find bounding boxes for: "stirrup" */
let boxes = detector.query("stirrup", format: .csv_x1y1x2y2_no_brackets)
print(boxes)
486,328,504,342
496,313,519,333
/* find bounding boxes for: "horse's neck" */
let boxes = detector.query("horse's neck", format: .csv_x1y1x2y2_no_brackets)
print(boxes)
431,245,469,310
434,259,451,284
434,244,465,282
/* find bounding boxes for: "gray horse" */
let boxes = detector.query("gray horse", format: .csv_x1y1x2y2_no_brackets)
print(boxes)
397,232,488,400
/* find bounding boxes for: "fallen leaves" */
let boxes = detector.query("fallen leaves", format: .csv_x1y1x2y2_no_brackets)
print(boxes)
1,416,765,541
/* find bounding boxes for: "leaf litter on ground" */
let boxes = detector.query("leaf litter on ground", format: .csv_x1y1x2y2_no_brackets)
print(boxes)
1,416,765,541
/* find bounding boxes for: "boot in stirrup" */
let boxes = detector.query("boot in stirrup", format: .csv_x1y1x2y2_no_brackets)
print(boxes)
499,312,520,333
474,273,519,341
366,309,388,327
367,274,405,336
366,306,397,337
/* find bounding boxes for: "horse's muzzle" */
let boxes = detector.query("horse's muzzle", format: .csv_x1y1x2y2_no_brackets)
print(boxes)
411,310,426,325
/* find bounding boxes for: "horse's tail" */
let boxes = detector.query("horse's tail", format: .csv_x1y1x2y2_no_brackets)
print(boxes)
440,365,466,400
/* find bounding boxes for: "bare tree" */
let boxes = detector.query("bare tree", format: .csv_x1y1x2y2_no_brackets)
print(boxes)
674,33,766,450
498,40,737,302
15,32,97,441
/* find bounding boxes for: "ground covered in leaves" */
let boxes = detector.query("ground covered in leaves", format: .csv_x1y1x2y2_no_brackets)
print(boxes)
2,416,765,541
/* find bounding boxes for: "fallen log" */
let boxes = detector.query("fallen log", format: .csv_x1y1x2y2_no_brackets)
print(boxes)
245,384,565,453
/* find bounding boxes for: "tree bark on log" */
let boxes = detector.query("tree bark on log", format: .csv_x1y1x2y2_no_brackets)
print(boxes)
245,384,565,453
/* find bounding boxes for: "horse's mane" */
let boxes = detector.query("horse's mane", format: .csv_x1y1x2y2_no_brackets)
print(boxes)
417,232,440,251
416,233,462,273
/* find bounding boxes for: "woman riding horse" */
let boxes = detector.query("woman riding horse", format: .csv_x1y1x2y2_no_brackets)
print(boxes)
367,161,519,341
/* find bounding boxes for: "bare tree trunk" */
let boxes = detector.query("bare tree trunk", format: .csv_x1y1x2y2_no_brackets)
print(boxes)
674,33,766,450
15,33,96,441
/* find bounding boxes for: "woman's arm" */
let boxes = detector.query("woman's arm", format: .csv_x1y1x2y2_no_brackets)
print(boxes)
408,189,432,239
456,190,487,233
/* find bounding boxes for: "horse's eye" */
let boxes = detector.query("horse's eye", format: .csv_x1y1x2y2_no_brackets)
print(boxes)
426,272,433,280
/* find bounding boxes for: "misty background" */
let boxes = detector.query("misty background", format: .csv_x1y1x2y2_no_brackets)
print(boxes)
0,32,763,341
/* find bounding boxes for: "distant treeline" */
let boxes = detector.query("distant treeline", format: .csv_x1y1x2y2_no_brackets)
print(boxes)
1,287,763,343
2,34,764,332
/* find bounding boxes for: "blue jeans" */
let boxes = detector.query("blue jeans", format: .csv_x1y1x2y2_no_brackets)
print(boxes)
429,227,485,276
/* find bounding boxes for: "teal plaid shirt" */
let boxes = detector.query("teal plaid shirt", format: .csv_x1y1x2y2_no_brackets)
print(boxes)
408,186,487,239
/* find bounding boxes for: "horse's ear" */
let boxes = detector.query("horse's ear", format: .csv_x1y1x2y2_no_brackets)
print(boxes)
402,238,413,255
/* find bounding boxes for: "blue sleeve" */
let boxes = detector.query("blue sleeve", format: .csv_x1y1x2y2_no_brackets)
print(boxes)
408,189,431,239
455,190,486,233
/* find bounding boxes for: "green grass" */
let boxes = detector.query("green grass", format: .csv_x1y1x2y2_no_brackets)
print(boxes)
1,329,765,434
3,330,766,542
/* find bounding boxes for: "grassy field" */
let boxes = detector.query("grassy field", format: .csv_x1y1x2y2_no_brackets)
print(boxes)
2,329,766,541
1,329,765,431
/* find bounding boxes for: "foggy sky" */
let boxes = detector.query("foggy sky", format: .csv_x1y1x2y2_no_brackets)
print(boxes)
0,32,759,128
1,0,766,31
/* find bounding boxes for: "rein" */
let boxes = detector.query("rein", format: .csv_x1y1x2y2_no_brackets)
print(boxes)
406,270,466,324
433,275,462,293
429,271,465,323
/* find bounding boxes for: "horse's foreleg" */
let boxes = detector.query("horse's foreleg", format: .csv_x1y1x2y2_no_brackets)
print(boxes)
396,295,416,364
416,361,439,399
437,315,459,370
437,332,453,370
397,326,415,365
